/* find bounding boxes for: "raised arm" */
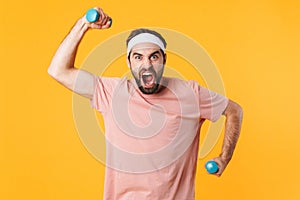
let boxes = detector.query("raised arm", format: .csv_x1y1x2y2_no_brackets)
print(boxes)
213,99,243,177
48,7,112,99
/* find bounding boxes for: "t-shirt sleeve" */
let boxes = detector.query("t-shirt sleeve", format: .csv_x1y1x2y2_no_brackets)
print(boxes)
198,85,229,122
90,76,120,113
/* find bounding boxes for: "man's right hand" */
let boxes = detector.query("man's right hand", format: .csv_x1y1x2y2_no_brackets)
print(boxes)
83,7,112,30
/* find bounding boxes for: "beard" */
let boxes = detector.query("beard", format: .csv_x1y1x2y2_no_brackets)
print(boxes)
132,66,164,95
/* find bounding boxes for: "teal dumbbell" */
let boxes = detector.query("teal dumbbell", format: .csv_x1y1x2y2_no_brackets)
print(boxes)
85,8,112,27
205,160,219,174
86,8,100,22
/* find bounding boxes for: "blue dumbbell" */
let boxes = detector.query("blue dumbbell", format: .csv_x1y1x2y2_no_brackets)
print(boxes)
85,8,112,27
205,160,219,174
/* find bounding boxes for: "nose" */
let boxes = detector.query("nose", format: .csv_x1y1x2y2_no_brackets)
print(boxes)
142,58,152,69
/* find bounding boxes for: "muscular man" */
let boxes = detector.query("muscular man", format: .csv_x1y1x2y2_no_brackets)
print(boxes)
48,7,243,200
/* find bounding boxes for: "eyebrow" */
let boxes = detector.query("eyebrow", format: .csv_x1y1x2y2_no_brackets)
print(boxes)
132,52,143,57
132,51,161,58
149,51,161,57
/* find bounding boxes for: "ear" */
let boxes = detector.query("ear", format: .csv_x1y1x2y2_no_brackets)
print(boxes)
126,57,131,68
163,53,167,65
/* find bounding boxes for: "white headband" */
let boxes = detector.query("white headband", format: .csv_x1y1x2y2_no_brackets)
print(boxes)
127,33,165,56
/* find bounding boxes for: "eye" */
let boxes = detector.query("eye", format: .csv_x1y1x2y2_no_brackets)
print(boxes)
134,55,142,60
150,54,159,60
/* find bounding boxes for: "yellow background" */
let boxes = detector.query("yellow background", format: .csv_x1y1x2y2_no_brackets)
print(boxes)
1,0,300,199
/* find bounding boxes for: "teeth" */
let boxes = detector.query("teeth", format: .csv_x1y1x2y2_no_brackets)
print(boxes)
142,72,152,76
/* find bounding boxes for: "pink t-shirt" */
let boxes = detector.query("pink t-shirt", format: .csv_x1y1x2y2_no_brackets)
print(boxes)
91,77,228,200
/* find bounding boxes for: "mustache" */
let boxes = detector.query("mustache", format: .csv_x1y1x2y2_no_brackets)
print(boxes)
139,71,155,78
137,65,157,76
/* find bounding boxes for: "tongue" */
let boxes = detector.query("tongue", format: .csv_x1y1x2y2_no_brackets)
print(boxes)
145,75,153,83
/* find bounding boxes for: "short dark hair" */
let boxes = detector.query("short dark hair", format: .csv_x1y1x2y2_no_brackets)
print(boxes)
126,28,167,48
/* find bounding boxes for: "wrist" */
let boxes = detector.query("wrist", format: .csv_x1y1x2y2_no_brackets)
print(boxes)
71,17,89,37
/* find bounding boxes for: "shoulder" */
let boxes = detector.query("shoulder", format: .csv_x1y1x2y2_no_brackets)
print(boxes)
163,77,204,100
93,76,127,94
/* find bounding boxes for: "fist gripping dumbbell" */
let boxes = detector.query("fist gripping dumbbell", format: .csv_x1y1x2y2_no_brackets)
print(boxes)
85,8,112,27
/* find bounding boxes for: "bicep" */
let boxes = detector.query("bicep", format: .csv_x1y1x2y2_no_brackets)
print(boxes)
55,68,95,99
73,69,96,99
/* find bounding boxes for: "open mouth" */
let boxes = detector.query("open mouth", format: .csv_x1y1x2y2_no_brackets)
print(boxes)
141,71,155,88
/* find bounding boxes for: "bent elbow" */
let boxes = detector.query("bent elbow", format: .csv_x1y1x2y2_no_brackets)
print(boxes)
47,65,59,79
47,66,66,82
47,68,55,78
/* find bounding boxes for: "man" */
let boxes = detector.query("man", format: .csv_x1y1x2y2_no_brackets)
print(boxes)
48,7,243,200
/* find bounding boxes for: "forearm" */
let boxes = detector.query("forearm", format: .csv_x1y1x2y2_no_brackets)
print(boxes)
48,17,89,79
220,101,243,162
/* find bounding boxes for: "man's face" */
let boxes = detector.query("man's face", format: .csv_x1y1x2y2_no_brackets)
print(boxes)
128,43,166,94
